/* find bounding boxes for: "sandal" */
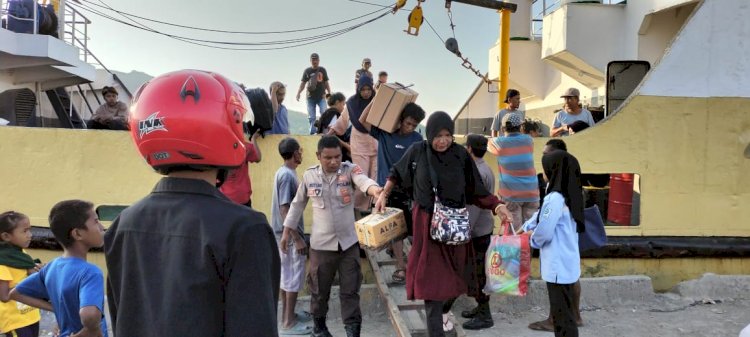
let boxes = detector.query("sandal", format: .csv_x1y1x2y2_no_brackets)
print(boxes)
280,321,313,335
528,319,554,332
391,269,406,284
442,313,455,332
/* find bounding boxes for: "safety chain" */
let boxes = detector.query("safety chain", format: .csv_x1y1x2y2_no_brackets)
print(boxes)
460,57,490,84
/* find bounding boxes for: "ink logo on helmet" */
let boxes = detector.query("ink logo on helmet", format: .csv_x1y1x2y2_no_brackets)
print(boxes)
138,111,167,138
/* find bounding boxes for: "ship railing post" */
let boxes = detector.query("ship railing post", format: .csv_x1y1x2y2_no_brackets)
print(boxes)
33,0,38,34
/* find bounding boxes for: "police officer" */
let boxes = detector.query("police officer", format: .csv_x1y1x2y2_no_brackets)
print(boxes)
282,135,382,337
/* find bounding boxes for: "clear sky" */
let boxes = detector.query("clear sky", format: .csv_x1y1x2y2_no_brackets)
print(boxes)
77,0,508,116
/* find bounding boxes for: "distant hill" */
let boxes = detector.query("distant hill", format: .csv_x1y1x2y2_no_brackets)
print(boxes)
288,109,311,135
111,70,153,93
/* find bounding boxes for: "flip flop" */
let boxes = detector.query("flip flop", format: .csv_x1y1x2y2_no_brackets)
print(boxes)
295,310,312,323
280,321,313,335
443,313,455,332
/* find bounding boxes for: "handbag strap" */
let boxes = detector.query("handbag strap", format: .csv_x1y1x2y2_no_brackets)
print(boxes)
424,142,439,195
424,142,465,206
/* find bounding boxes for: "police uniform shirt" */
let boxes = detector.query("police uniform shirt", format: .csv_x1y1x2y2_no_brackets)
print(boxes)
283,162,379,251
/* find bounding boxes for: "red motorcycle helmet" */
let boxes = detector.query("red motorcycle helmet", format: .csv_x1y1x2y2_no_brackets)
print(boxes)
128,70,252,173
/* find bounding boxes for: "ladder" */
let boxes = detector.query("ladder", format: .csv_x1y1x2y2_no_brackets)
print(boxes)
366,242,466,337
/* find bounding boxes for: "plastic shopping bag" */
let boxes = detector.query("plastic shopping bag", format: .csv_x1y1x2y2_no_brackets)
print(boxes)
483,222,531,296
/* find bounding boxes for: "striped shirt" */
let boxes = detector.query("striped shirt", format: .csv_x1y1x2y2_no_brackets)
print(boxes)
487,133,540,203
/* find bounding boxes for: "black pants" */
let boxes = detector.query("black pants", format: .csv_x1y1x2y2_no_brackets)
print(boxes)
547,282,579,337
424,300,452,337
4,322,39,337
308,244,362,325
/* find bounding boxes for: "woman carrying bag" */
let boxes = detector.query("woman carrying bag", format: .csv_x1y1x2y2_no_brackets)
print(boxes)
522,149,585,337
375,111,511,337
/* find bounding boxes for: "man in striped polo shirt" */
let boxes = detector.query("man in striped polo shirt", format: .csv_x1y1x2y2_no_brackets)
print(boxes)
487,112,540,232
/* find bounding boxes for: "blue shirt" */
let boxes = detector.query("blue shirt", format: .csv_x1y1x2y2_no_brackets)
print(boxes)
271,165,304,241
269,104,290,135
15,257,108,337
370,127,423,186
553,108,595,136
522,192,580,284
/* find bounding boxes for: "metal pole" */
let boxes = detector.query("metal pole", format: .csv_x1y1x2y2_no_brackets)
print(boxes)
58,0,65,39
33,0,38,34
498,9,511,111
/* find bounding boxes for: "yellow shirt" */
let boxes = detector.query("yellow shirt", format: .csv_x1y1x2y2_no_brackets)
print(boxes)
0,265,41,333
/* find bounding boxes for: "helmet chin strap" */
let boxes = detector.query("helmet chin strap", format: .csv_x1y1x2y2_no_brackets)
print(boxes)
215,169,229,188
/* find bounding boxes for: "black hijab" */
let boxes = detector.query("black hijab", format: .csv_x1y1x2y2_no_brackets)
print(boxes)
346,75,374,134
389,111,492,210
539,150,585,232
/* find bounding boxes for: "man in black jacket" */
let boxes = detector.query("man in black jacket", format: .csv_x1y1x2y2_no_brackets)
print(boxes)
104,70,280,337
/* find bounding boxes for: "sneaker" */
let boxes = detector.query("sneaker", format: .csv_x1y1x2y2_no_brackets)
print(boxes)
280,321,313,335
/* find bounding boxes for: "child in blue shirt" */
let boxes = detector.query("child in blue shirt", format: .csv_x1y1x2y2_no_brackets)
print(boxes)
11,200,108,337
522,150,585,337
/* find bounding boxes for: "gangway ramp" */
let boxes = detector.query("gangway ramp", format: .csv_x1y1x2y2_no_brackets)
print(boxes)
366,241,466,337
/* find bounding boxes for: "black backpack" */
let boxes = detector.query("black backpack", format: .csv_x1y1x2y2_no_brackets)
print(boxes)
244,88,273,134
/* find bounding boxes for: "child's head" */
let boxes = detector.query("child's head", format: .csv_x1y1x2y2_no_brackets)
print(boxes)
279,137,302,164
0,211,32,249
465,134,488,159
102,86,119,105
327,92,346,112
48,200,104,250
378,71,388,84
521,119,541,137
398,102,425,135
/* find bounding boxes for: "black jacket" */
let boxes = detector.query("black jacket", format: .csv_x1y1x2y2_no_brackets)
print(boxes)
104,177,280,336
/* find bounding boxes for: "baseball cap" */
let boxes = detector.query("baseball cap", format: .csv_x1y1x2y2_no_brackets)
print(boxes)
310,53,319,59
363,58,371,64
502,112,524,128
465,134,488,152
561,87,580,98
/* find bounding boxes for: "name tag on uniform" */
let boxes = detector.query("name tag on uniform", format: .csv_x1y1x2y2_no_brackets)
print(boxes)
308,188,322,197
340,187,351,205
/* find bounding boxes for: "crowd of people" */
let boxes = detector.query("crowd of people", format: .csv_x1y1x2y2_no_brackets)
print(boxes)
0,58,599,337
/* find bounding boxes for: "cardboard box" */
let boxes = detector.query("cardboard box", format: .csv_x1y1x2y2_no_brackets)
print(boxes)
355,207,407,250
366,83,419,133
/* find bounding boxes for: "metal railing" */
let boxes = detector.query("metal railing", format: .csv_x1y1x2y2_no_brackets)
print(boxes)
531,0,623,39
1,0,41,34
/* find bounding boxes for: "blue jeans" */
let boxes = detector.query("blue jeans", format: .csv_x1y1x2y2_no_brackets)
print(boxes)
307,97,326,134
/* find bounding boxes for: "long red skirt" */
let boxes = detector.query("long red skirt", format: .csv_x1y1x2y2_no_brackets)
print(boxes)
406,205,470,301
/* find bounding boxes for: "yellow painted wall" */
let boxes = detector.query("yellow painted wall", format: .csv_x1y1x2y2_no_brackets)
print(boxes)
1,96,749,237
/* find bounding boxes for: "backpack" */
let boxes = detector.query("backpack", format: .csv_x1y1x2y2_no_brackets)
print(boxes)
244,88,273,134
307,70,323,93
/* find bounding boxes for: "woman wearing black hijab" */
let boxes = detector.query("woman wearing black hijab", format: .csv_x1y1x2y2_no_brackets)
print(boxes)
522,149,584,337
375,111,511,337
